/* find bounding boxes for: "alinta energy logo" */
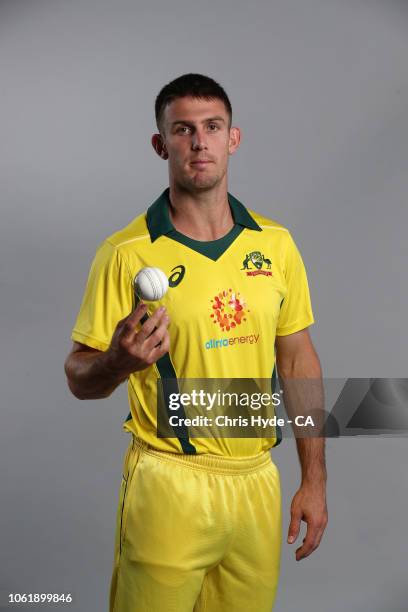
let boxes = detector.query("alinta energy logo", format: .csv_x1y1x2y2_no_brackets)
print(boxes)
241,251,272,276
210,288,248,332
205,288,261,350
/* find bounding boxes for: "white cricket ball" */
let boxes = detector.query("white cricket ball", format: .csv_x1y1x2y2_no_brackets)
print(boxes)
134,267,169,301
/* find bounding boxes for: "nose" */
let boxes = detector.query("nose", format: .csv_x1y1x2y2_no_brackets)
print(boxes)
191,129,208,151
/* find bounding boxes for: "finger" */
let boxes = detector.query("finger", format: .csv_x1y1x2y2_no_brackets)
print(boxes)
143,317,170,353
118,303,149,343
137,307,167,342
140,311,149,325
295,509,328,561
115,303,144,330
123,302,148,330
146,331,170,363
305,520,327,555
295,523,321,561
140,309,169,345
287,511,302,544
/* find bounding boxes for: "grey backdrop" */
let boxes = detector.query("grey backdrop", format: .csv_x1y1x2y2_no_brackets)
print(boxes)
1,0,407,610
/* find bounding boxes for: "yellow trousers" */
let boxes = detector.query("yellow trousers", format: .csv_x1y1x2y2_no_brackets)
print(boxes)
109,436,281,612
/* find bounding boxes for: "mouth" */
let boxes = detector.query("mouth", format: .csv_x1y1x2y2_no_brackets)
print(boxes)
190,160,213,168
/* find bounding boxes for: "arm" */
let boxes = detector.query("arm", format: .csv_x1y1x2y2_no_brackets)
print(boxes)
275,328,328,561
64,303,170,400
64,342,126,400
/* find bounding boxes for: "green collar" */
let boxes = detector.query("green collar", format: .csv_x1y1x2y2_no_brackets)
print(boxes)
146,187,262,242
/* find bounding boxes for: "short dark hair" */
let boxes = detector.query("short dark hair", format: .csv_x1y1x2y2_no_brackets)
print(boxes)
155,73,232,132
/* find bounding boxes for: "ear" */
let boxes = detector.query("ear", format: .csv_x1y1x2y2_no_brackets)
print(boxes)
228,126,241,155
151,133,168,160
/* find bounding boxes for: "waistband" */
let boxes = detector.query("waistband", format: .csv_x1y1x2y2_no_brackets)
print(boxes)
131,435,272,475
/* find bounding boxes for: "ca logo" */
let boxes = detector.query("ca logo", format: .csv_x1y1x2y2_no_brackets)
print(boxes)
168,265,186,288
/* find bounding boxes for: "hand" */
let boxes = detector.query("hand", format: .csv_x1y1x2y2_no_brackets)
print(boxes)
287,481,328,561
103,302,170,378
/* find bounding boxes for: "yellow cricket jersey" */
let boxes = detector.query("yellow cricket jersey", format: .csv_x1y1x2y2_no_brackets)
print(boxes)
71,188,314,456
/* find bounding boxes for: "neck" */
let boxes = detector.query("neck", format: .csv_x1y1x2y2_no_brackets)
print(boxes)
168,179,234,241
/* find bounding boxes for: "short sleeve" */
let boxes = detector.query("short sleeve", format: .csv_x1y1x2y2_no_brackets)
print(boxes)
276,232,315,336
71,240,133,351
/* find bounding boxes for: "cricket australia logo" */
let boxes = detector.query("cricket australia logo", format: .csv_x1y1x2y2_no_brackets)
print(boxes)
241,251,272,276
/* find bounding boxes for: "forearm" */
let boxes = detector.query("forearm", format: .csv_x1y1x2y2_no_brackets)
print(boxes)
64,350,127,400
283,385,327,484
277,340,327,485
295,437,326,486
280,377,327,484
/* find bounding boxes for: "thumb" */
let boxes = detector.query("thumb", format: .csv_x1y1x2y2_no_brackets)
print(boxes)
287,510,301,544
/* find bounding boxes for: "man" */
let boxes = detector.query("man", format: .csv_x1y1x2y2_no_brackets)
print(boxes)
64,73,328,612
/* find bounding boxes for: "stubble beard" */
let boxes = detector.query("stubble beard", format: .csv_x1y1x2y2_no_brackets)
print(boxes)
176,164,226,194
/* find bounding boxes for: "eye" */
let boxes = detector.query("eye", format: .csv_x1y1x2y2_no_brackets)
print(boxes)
208,123,219,131
177,126,191,134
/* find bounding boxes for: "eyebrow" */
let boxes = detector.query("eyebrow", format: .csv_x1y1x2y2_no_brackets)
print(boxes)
171,116,226,127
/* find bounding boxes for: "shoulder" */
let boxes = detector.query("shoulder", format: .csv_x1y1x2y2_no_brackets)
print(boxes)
104,211,150,250
246,209,303,267
248,209,290,235
247,209,293,251
88,211,150,273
